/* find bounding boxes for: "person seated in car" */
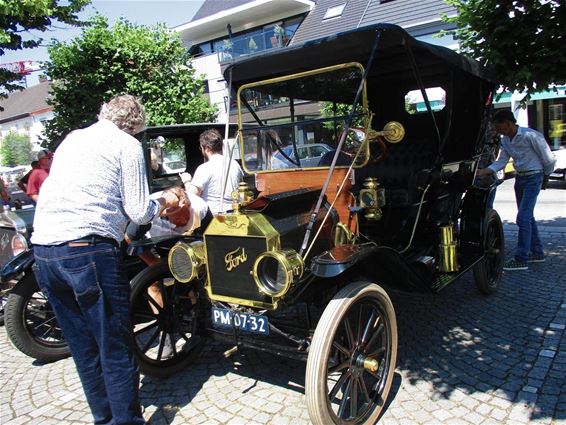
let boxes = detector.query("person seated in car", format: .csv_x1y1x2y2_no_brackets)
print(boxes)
150,150,165,177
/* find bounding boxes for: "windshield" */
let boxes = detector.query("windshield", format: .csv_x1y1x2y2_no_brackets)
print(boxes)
237,63,370,173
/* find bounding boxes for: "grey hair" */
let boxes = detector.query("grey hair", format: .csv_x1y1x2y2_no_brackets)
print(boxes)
98,94,146,135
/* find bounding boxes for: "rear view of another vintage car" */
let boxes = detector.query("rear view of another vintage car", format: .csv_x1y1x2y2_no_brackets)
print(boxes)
129,24,504,425
0,206,32,324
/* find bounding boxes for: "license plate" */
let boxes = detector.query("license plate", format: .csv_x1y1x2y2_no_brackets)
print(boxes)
211,307,269,336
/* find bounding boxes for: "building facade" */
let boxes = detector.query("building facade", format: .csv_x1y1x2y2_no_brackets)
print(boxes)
174,0,316,123
175,0,459,123
0,81,53,151
175,0,564,150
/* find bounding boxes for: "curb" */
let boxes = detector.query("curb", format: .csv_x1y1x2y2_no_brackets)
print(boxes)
503,223,566,233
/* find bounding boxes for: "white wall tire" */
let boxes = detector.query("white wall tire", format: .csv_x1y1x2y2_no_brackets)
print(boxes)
306,281,398,425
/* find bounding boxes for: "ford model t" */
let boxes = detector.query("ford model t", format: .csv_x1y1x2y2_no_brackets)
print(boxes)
127,24,504,424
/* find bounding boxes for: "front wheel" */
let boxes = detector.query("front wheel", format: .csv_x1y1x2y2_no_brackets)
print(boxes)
4,273,70,362
130,261,205,378
473,209,504,295
306,281,398,425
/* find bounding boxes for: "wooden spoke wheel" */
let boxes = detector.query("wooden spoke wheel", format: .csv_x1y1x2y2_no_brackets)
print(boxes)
130,261,205,378
306,281,398,425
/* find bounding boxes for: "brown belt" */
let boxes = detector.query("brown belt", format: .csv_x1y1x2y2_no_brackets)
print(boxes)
67,235,119,248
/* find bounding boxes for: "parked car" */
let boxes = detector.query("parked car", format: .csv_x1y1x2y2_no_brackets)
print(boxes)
0,207,32,325
271,143,333,169
162,159,186,174
550,147,566,182
127,24,504,425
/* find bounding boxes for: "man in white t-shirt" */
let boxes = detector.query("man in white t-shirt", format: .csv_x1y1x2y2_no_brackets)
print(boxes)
188,129,243,214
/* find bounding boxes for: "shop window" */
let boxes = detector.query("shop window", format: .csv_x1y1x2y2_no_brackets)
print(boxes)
405,87,446,114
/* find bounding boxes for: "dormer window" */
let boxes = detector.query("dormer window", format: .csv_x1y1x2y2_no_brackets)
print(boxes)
323,4,346,20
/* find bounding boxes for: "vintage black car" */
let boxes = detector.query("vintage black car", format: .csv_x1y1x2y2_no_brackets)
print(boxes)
0,206,33,324
128,24,504,425
1,123,237,361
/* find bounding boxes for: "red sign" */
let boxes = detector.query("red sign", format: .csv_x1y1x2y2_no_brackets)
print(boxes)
0,61,34,75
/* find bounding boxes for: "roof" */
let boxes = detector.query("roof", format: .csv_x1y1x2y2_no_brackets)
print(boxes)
175,0,315,44
0,82,52,124
359,0,456,33
225,24,496,86
191,0,254,22
292,0,456,44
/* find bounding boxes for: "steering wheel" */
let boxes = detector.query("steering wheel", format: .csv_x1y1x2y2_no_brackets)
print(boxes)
369,135,387,164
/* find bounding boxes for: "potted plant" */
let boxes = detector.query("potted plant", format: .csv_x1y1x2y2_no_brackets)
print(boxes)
248,36,258,53
222,39,233,51
220,39,233,61
271,24,286,48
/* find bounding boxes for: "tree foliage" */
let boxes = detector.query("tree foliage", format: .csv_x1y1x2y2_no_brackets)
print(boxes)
43,16,217,149
0,131,32,166
444,0,565,101
0,0,90,97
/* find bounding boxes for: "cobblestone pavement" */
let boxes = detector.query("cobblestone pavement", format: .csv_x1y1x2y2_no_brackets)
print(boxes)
1,225,565,425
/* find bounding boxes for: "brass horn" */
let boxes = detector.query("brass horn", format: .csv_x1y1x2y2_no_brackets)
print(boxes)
369,121,405,144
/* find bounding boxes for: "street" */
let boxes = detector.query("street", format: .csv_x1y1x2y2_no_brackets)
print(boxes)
493,177,566,226
1,180,565,425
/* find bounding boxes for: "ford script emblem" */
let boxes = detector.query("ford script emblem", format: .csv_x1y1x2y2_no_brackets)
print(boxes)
225,247,247,271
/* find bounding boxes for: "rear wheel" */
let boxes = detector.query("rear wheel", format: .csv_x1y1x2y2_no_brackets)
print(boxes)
5,273,70,362
130,261,205,378
306,281,398,425
473,209,504,295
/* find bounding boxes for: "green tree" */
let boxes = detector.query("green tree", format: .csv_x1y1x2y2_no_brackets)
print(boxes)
0,0,90,99
443,0,566,102
0,131,32,166
42,16,217,149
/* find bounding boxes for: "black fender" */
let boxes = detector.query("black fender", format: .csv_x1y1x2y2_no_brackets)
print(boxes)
1,248,35,283
310,243,430,292
311,243,378,278
460,186,494,258
126,234,200,257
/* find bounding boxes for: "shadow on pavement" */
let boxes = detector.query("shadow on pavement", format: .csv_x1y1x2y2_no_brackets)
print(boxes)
139,230,565,424
503,216,566,228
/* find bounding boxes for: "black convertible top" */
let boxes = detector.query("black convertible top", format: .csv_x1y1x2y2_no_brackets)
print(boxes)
224,23,496,87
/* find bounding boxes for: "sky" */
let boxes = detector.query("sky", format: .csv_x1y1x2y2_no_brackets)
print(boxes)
2,0,205,65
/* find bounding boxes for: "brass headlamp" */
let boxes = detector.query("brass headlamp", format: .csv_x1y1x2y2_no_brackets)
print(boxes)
168,241,206,283
252,249,304,298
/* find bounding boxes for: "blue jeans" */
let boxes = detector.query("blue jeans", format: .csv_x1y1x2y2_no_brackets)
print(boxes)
33,244,145,425
514,173,544,262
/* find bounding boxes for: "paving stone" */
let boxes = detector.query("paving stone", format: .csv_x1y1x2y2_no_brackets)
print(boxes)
1,225,564,424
